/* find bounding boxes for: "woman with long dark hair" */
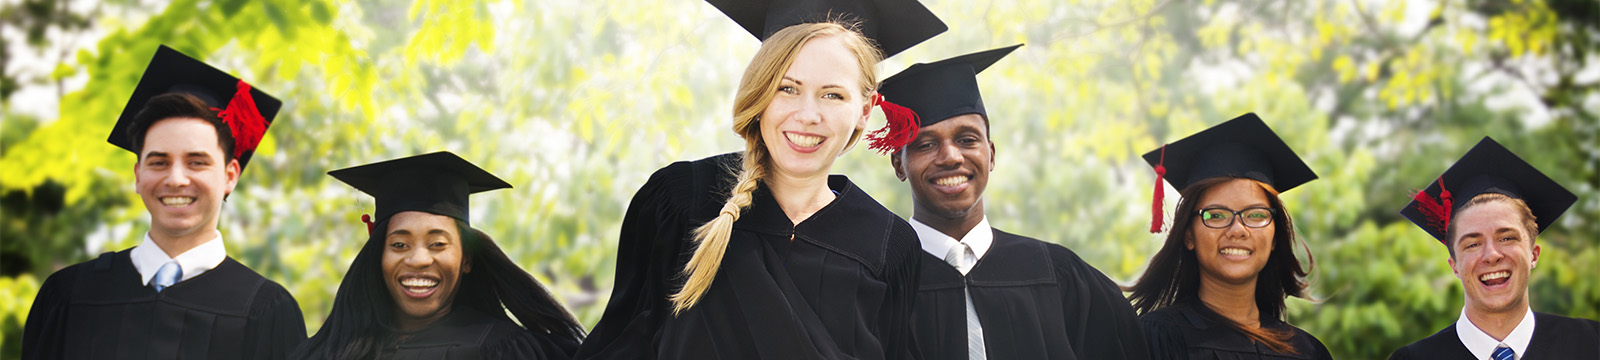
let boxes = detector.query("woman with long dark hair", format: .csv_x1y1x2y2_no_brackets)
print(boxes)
293,151,584,359
573,0,945,359
1128,113,1332,359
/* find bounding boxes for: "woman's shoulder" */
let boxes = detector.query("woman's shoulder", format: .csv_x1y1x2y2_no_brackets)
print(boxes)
1280,323,1333,359
635,152,743,216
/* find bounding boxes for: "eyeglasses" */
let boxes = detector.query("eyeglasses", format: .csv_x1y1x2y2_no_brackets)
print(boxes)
1196,207,1275,229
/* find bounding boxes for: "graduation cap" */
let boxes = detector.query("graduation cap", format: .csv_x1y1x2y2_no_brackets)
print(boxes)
1140,113,1319,233
328,152,512,234
707,0,946,59
108,45,282,174
868,44,1021,153
1400,137,1576,245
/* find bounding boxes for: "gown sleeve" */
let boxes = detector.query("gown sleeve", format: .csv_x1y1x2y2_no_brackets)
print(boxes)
21,263,80,359
880,218,923,360
241,279,308,360
572,162,695,360
1051,245,1150,360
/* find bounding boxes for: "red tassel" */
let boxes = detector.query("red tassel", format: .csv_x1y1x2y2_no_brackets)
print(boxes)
214,80,268,159
1150,144,1168,233
865,94,920,155
361,214,375,237
1411,177,1453,242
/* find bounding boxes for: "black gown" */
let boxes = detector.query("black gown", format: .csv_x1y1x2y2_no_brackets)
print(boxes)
22,249,306,359
1387,312,1600,360
1140,300,1331,360
912,230,1150,360
574,153,922,360
374,306,578,360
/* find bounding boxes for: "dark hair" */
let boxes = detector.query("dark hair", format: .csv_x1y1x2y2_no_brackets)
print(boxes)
292,218,585,359
127,93,235,163
1444,193,1540,258
1127,176,1312,354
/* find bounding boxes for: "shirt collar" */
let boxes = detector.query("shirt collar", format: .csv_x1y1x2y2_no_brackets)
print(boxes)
1455,307,1536,360
131,231,229,286
912,216,993,271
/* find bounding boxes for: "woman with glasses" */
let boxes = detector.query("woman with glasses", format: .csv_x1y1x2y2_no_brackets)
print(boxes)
1127,113,1332,360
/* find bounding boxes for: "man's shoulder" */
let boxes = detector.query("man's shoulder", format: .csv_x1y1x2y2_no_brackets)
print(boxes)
1389,324,1465,359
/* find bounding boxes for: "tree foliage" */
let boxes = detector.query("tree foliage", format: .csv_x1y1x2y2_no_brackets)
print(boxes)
1,0,1595,358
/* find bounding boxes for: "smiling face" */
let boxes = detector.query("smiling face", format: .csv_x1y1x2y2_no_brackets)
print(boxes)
893,114,994,224
382,211,469,330
758,34,872,180
1449,200,1540,317
134,117,239,241
1186,179,1276,288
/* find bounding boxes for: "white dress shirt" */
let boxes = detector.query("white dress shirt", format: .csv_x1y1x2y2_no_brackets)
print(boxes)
912,217,993,275
1456,307,1535,360
130,231,228,287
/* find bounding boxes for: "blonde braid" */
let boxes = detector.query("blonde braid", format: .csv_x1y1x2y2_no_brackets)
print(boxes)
666,20,879,315
670,145,769,315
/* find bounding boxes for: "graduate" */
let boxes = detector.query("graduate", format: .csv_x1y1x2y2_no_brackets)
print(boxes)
1127,114,1333,360
293,152,585,359
21,45,305,359
1388,137,1600,360
879,45,1150,360
572,0,944,358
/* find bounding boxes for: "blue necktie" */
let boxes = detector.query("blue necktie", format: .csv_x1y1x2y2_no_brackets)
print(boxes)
1492,345,1515,360
153,261,182,292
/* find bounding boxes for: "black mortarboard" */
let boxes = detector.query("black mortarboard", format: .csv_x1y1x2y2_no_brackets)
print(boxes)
877,44,1021,128
706,0,946,59
1143,113,1318,192
328,151,512,226
108,45,282,174
1400,137,1576,244
1141,113,1319,232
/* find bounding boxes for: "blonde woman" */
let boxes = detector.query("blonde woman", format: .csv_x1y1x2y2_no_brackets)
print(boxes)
574,1,945,359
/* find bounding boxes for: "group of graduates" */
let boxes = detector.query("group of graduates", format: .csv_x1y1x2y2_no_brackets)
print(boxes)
18,0,1600,359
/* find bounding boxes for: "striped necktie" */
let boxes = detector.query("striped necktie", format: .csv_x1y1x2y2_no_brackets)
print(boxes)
1491,345,1515,360
944,243,985,360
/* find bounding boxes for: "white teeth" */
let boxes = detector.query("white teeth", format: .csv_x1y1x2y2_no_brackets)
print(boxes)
1220,248,1252,256
785,132,824,147
934,176,968,187
401,278,438,288
160,197,194,206
1480,271,1510,281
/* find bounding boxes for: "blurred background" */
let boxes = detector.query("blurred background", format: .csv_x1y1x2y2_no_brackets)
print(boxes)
2,0,1596,358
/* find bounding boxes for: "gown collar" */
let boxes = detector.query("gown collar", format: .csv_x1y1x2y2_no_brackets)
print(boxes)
733,174,892,274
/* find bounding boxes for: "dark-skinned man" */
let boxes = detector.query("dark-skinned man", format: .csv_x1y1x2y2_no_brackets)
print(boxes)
882,45,1149,360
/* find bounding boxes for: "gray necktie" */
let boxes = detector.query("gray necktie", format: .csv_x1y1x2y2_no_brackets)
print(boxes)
944,243,985,360
153,261,182,292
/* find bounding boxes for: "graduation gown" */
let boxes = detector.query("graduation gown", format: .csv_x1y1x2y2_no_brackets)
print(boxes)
374,307,578,360
1387,312,1600,360
22,249,306,360
1140,301,1331,360
912,230,1149,360
574,152,922,360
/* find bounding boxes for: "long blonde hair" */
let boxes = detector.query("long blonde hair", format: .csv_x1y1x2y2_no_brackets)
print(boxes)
669,21,884,315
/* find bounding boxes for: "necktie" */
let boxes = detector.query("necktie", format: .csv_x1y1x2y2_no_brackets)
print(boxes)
944,243,985,360
153,261,182,292
1492,345,1515,360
